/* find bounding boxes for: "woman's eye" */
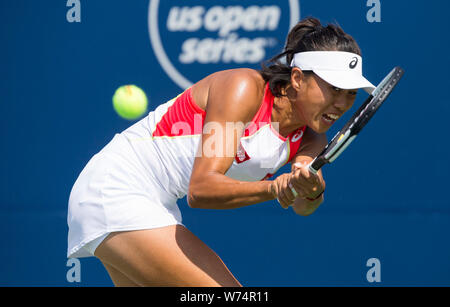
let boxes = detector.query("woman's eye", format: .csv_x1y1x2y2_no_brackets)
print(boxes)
332,87,357,96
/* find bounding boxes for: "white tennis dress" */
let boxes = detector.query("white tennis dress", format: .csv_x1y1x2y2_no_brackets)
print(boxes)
67,85,306,258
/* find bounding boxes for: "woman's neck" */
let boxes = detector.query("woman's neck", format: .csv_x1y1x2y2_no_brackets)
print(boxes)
271,95,305,138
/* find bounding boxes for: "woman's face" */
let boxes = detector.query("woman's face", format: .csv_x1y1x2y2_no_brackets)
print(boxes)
292,71,358,134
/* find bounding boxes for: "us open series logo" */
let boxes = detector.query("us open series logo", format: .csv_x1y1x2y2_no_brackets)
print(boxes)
148,0,301,89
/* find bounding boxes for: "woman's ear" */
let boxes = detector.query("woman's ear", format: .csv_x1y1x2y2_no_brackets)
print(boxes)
291,67,305,92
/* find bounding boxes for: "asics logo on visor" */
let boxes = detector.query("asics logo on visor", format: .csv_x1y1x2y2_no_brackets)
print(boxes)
349,57,358,69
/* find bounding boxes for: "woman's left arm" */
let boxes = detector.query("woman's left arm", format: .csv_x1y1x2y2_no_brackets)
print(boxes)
289,128,328,216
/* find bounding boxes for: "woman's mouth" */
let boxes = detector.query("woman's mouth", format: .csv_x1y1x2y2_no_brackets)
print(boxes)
321,113,339,125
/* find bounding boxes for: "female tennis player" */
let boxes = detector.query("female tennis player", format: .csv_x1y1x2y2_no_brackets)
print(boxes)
67,17,375,286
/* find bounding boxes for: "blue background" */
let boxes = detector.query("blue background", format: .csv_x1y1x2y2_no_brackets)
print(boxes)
1,0,449,286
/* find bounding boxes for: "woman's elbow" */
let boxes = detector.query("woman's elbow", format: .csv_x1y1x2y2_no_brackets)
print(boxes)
187,181,208,209
187,188,201,208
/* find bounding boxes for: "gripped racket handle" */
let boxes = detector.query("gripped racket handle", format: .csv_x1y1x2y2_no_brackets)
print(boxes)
287,159,320,201
289,159,321,198
308,161,318,175
308,157,324,175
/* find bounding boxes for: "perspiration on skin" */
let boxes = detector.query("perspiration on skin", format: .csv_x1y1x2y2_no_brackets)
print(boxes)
187,68,331,213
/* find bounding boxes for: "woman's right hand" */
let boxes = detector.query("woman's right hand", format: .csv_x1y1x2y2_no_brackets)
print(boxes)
269,173,297,209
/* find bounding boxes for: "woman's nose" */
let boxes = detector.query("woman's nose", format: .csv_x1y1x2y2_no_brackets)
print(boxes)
333,95,353,112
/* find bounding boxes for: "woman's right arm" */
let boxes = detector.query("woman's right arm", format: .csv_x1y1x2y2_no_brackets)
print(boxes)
188,70,276,209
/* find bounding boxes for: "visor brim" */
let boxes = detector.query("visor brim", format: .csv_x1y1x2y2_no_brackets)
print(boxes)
314,70,376,95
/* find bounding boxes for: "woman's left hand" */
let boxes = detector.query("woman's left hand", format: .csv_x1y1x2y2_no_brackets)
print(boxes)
269,173,297,209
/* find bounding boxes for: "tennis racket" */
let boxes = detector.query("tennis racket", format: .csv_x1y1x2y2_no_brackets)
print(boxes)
308,66,404,174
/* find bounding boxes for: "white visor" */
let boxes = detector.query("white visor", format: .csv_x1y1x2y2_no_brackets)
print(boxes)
290,51,376,94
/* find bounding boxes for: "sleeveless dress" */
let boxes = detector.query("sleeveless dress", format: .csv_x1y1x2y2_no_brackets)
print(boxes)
67,84,306,258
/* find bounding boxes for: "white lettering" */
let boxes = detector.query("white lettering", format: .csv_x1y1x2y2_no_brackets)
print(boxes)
258,6,281,30
148,1,300,89
66,0,81,23
168,6,281,34
179,36,267,64
66,258,81,283
204,6,224,32
180,291,215,304
167,6,205,31
246,38,267,63
197,38,222,64
171,121,192,136
366,0,381,23
219,6,244,37
179,38,198,64
241,6,260,31
366,258,381,283
202,121,224,158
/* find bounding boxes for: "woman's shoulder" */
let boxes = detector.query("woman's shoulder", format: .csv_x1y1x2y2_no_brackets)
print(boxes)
211,68,265,90
192,68,266,111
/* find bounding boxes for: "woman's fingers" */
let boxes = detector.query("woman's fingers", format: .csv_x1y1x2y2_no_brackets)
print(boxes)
288,181,298,198
273,167,325,209
291,163,324,199
275,174,296,209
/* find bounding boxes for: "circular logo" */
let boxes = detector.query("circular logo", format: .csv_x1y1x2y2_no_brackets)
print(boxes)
349,57,358,69
291,130,304,142
148,0,301,89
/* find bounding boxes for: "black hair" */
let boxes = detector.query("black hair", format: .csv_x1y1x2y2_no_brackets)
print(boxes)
259,17,362,97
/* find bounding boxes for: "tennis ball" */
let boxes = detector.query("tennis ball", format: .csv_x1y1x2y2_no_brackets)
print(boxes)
112,85,148,120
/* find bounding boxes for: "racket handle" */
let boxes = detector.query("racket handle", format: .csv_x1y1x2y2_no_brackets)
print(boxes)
308,162,318,175
308,158,323,175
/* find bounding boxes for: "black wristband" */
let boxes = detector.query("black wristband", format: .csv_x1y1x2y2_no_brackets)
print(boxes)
305,190,324,201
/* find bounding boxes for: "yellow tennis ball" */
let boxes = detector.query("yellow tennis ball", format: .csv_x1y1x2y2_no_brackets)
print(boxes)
112,85,148,120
